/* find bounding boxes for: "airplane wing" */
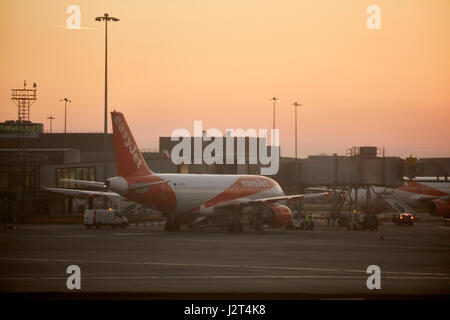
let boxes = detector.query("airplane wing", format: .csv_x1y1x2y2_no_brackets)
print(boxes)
42,186,121,199
61,178,169,192
60,179,106,189
216,192,329,209
246,192,329,206
43,181,170,199
306,187,331,192
128,180,170,191
306,187,350,194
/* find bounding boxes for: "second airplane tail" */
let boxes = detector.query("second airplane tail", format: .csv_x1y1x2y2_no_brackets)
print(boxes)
111,111,153,177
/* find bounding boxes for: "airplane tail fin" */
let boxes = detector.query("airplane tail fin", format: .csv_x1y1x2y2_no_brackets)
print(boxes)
111,111,153,177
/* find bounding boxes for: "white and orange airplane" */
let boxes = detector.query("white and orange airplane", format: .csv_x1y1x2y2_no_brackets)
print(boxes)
314,179,450,218
45,111,327,232
394,179,450,218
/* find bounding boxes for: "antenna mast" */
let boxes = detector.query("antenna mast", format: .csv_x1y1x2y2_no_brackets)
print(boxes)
11,81,37,122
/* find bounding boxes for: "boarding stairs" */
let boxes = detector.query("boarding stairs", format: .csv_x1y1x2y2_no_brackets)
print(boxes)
383,194,416,214
328,188,350,226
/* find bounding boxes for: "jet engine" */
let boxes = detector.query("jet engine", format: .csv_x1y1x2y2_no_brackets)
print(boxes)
105,176,128,195
260,204,293,228
427,199,450,218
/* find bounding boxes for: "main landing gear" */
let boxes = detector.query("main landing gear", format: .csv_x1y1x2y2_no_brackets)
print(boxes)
164,215,180,232
227,207,244,233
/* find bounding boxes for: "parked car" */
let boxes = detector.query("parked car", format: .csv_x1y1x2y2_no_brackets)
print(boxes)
83,209,129,229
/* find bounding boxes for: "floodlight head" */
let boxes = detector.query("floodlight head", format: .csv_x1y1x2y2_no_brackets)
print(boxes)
96,14,119,22
268,97,280,103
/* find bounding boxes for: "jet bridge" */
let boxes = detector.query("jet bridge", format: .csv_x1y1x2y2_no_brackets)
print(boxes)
301,154,403,188
299,147,404,222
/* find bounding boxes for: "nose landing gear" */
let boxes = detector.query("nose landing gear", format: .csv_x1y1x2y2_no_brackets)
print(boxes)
164,214,180,232
227,206,243,233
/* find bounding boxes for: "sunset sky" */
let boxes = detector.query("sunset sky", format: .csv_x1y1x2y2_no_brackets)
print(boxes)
1,0,449,158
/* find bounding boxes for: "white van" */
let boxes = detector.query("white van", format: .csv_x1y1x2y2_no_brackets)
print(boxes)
83,209,129,229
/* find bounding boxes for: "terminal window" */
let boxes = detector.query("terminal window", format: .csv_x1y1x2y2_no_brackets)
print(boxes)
56,166,96,188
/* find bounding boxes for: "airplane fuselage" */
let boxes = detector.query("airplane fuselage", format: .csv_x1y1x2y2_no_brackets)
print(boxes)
393,182,450,207
346,182,450,214
117,173,285,216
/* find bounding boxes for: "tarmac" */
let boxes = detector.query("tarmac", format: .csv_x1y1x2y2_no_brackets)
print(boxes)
0,219,449,298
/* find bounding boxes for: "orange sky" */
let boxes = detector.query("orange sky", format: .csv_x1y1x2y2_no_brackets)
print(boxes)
1,0,449,158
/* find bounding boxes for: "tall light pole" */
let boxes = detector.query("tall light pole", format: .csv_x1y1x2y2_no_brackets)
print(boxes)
95,13,120,180
268,97,280,130
59,98,71,147
47,115,55,133
292,102,303,159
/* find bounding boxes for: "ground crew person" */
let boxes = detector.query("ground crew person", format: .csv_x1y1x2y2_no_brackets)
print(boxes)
308,213,315,230
305,213,314,230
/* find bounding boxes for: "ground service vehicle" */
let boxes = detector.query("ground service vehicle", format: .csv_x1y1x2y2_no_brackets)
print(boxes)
392,213,415,226
83,209,129,229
